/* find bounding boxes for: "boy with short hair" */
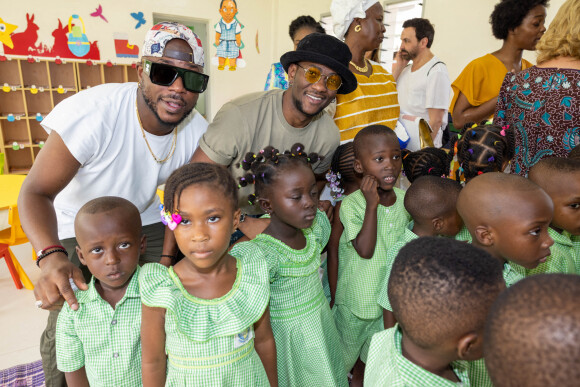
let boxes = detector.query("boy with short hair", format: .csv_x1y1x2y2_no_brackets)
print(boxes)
365,237,505,386
456,172,555,386
377,175,463,329
527,157,579,274
56,196,146,387
334,125,411,383
484,274,580,387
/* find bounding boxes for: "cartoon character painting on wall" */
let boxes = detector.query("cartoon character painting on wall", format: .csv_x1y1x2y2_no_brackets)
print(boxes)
214,0,245,71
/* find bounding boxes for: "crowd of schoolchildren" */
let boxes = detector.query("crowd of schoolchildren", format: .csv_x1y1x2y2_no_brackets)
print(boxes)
52,118,580,386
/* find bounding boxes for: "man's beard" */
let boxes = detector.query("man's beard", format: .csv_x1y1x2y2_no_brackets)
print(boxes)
141,89,195,128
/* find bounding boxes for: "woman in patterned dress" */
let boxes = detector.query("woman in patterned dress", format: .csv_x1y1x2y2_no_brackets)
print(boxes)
494,0,580,176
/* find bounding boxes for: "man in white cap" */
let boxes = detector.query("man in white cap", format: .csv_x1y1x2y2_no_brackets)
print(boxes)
18,22,208,386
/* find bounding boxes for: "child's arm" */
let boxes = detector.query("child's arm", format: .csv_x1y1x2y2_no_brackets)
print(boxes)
253,307,278,387
141,305,167,387
383,309,397,330
327,202,343,307
64,368,90,387
352,176,380,258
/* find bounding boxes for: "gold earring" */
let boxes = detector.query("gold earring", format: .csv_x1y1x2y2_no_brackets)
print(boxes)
354,25,362,33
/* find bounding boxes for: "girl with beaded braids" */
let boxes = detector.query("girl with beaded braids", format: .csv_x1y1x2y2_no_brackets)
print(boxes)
401,147,453,183
450,124,515,183
326,142,362,307
140,163,278,386
231,144,348,387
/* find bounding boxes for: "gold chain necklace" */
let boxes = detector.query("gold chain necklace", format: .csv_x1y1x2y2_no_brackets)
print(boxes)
135,98,177,164
350,59,369,73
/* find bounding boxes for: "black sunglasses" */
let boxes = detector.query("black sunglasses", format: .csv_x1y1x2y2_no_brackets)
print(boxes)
143,59,209,93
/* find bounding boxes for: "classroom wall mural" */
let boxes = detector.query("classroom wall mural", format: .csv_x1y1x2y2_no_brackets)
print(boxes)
213,0,245,71
0,13,100,60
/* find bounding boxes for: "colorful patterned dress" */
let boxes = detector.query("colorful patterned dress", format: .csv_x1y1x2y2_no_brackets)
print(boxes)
231,210,348,387
494,66,580,176
139,259,270,386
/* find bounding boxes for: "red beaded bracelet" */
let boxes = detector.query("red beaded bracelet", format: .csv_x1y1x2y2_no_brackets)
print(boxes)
36,245,66,259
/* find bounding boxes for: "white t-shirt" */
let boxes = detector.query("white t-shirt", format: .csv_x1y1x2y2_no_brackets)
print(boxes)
41,83,208,239
397,56,451,148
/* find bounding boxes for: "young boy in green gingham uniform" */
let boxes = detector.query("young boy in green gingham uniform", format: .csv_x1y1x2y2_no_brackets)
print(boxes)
56,197,146,387
376,176,463,329
484,274,580,387
365,237,506,386
522,158,579,275
333,126,411,377
457,173,555,387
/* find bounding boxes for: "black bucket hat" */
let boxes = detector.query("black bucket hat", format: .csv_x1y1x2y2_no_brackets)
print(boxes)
280,33,357,95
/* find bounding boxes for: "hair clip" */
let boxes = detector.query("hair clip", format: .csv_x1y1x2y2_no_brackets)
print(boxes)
403,153,410,159
471,130,476,136
494,140,501,145
159,204,181,231
477,171,484,175
500,127,507,136
441,174,447,178
468,149,474,154
488,156,495,162
428,167,435,173
457,134,462,140
261,172,265,178
471,123,478,128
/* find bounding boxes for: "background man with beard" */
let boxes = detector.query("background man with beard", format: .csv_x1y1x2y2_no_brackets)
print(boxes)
191,33,356,238
393,18,451,148
18,22,208,386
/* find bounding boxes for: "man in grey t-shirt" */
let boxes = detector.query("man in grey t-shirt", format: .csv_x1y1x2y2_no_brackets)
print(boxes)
192,33,357,237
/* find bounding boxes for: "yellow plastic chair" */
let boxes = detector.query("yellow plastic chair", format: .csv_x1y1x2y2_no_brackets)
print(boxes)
0,204,34,290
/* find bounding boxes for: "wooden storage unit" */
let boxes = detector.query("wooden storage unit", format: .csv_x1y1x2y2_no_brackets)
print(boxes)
0,57,138,174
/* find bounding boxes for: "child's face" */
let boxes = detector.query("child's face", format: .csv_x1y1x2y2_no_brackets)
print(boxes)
76,211,144,292
548,173,580,235
263,163,318,229
354,135,402,192
173,183,240,270
490,193,554,269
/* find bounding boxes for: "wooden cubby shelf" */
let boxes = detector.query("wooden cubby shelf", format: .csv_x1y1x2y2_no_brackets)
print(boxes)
0,57,139,174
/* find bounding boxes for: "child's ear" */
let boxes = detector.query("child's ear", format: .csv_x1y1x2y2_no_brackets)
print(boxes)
139,234,147,255
354,159,364,174
258,197,273,215
432,217,444,233
457,332,482,361
76,246,87,266
232,208,242,230
474,225,493,246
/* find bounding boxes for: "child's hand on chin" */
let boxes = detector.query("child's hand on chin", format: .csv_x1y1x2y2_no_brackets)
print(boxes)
361,175,379,209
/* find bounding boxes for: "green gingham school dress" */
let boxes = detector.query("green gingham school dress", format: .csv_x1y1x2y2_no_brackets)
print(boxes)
231,210,348,387
139,259,270,386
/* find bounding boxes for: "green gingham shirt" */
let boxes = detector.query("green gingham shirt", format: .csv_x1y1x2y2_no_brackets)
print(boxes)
513,227,577,276
377,225,418,312
365,325,470,386
572,234,580,273
56,267,142,387
454,225,472,243
467,261,526,387
336,188,411,319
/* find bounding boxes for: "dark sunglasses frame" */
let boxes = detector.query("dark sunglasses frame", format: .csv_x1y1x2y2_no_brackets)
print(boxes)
142,59,209,93
296,64,342,91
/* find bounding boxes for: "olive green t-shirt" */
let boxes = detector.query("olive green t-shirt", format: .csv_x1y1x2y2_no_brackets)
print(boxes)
200,89,340,213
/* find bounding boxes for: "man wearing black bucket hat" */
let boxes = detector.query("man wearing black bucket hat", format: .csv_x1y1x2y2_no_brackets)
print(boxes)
191,33,357,238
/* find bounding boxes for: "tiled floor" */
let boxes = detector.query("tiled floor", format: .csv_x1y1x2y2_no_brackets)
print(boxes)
0,242,47,370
